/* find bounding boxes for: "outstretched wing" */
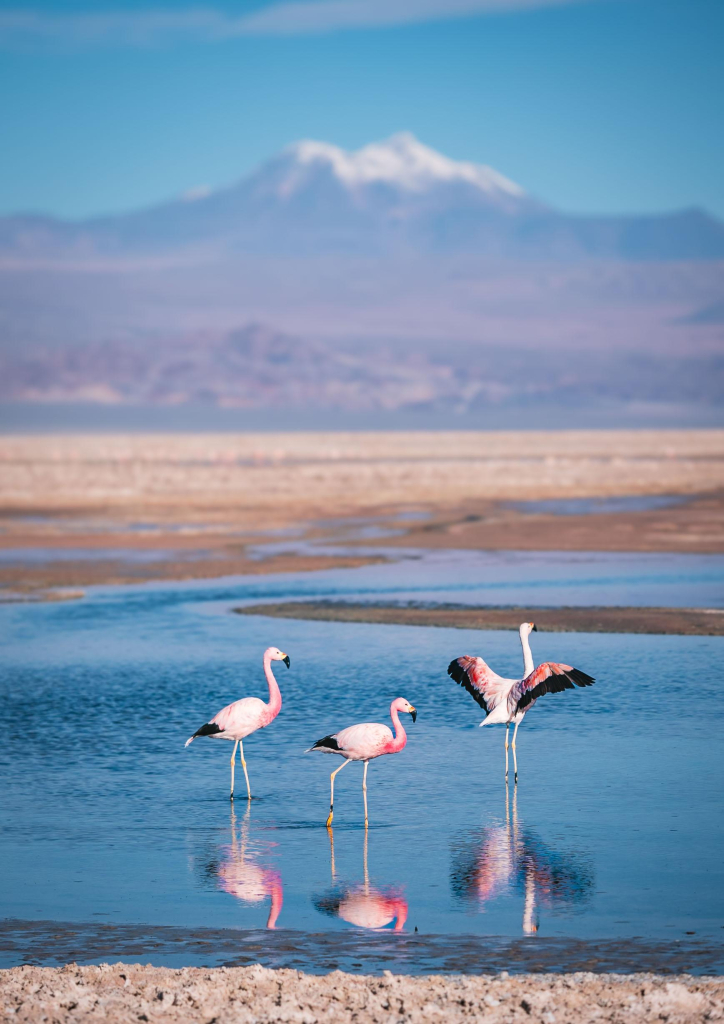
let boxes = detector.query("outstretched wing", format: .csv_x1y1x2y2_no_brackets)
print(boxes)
511,662,595,714
447,656,511,714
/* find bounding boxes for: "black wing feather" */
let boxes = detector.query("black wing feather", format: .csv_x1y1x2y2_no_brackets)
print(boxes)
447,659,489,712
311,733,340,751
193,722,224,739
516,668,595,713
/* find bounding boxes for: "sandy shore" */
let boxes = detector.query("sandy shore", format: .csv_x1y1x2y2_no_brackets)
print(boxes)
236,602,724,636
2,964,723,1023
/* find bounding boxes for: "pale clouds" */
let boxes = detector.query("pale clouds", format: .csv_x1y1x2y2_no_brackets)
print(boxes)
0,0,600,48
237,0,596,35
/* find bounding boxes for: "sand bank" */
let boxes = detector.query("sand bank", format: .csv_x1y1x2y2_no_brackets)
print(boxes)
235,602,724,636
2,964,723,1023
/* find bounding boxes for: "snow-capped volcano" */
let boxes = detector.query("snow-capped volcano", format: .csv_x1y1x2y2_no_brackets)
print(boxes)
2,131,723,262
278,132,525,198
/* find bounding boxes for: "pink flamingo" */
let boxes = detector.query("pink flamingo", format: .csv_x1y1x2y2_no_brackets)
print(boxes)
185,646,289,800
308,697,417,826
448,625,593,782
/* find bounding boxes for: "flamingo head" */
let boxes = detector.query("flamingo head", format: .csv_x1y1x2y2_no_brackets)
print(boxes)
520,622,538,637
265,646,291,668
392,697,417,723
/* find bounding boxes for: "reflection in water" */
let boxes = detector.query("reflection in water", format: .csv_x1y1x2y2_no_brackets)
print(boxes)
451,786,593,934
314,827,408,931
214,806,283,929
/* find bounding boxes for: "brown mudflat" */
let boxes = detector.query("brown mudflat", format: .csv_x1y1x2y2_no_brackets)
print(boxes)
2,964,722,1024
0,552,379,599
374,489,724,555
2,431,724,598
236,601,724,636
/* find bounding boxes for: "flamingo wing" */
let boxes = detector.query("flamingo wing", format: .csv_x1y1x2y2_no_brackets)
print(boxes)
511,662,595,714
336,722,393,759
447,656,510,714
212,696,268,733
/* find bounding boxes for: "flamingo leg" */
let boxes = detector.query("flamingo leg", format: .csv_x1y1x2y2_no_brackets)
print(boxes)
363,822,369,893
327,823,336,881
512,719,520,783
238,739,251,800
505,724,510,780
326,758,350,827
362,761,369,824
230,740,239,800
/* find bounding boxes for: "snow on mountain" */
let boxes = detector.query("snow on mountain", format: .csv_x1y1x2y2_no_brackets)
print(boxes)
1,132,723,261
277,132,525,197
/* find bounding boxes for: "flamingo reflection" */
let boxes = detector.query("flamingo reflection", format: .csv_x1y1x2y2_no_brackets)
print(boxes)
451,786,592,934
314,828,408,931
215,806,283,929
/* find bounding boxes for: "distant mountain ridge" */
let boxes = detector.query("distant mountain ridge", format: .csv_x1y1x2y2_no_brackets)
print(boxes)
3,133,724,261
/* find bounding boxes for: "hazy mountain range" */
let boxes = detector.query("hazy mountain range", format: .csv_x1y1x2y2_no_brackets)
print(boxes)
1,133,722,425
4,132,724,262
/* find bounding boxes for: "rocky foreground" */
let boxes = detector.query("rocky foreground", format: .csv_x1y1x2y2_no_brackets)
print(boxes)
2,965,723,1023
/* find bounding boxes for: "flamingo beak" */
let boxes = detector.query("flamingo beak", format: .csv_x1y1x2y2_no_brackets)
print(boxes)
531,623,538,632
409,707,417,723
282,654,291,668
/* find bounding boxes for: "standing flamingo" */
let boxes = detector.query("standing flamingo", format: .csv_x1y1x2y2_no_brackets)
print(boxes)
307,698,416,826
185,646,289,799
448,625,593,782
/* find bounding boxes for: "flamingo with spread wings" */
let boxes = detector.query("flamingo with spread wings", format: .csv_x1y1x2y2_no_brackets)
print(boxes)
448,623,594,782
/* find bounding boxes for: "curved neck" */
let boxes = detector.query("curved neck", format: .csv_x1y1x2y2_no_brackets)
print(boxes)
388,704,407,754
263,654,282,715
520,631,534,677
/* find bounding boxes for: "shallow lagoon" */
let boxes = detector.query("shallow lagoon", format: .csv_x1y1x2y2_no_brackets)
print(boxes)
1,550,723,969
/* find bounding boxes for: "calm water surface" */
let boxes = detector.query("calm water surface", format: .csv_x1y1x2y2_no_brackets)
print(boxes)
1,550,723,970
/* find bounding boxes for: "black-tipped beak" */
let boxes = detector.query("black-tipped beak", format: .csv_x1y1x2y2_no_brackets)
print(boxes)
410,708,417,723
283,655,291,668
532,624,538,632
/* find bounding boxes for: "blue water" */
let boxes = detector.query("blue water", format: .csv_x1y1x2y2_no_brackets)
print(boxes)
1,550,723,970
505,495,690,516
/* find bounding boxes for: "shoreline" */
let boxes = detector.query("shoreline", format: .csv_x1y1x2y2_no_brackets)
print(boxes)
4,919,724,976
235,601,724,636
2,963,723,1023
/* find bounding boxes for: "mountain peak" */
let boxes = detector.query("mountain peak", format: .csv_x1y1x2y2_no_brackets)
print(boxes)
280,132,525,197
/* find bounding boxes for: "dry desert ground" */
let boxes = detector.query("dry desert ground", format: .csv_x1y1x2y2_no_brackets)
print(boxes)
2,964,723,1024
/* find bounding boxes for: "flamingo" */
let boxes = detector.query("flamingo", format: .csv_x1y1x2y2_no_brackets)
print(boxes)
307,697,416,826
448,623,594,782
185,646,289,800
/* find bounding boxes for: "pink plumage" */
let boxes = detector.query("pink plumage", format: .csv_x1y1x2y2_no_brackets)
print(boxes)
185,646,290,799
308,697,417,826
448,622,594,782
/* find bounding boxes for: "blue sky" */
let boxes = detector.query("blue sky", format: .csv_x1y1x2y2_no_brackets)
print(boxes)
1,0,722,220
